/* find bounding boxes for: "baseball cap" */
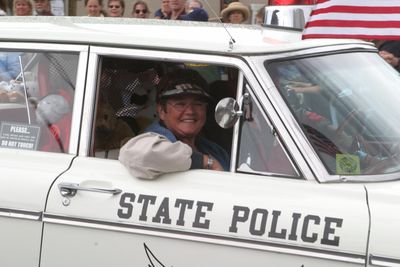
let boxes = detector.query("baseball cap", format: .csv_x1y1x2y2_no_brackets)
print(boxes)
157,68,210,101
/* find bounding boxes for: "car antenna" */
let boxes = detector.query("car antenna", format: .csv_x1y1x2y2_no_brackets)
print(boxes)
203,0,236,51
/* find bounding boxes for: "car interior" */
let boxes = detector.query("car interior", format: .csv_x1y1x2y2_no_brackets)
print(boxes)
91,56,238,160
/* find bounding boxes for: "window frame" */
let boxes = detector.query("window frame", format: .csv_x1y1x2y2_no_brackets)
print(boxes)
235,80,300,178
0,42,88,155
80,46,313,180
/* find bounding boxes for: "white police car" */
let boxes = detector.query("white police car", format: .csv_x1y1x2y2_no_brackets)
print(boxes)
0,15,400,267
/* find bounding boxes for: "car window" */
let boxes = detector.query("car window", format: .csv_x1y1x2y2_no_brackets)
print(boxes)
267,52,400,175
237,84,299,177
91,56,238,160
0,51,79,153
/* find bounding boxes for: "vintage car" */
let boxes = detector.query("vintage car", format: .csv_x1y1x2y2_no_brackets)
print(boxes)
1,15,400,267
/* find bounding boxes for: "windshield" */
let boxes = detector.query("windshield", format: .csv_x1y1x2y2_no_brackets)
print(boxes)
266,51,400,176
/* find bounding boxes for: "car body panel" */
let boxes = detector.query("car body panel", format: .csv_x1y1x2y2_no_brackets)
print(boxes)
41,157,369,266
365,182,400,267
0,149,73,266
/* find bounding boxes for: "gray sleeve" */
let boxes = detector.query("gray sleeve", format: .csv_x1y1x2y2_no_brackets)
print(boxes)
118,132,193,179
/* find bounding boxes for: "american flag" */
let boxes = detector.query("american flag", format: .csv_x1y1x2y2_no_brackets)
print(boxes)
302,0,400,40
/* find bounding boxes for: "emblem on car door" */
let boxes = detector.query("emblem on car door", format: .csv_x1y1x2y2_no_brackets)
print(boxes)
144,243,166,267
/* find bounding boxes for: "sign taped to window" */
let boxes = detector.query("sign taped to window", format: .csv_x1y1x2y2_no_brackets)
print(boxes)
0,122,41,150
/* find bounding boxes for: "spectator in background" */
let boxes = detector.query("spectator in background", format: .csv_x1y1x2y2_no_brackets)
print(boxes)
168,0,185,20
180,6,207,21
220,2,250,24
131,0,149,18
378,41,400,72
185,0,201,13
33,0,53,15
13,0,32,15
85,0,105,16
255,4,267,25
107,0,124,17
164,0,208,21
0,0,8,15
154,0,170,19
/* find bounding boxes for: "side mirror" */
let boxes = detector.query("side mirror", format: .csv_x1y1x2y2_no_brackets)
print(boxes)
215,97,241,129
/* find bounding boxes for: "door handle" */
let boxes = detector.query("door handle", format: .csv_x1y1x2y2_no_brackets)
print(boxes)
58,182,122,197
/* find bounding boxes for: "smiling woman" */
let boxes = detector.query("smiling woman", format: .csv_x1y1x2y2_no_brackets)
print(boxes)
107,0,124,17
13,0,33,16
85,0,104,16
118,67,230,178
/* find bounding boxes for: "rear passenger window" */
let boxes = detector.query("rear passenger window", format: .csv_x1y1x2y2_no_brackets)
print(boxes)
91,57,238,159
0,51,79,153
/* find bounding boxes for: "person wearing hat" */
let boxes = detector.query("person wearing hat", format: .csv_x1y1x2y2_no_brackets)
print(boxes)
119,68,229,179
220,1,250,24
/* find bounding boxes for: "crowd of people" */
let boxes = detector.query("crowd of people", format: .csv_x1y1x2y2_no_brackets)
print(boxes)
0,0,261,24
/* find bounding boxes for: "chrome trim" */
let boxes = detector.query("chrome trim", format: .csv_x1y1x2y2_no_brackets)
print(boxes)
0,207,42,221
58,182,122,197
44,213,365,265
79,52,99,157
81,45,316,180
258,43,376,62
0,42,88,52
370,254,400,267
229,71,244,172
79,46,265,159
68,50,89,155
245,58,315,180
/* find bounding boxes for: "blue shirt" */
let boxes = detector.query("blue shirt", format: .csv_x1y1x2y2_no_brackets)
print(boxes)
145,121,230,171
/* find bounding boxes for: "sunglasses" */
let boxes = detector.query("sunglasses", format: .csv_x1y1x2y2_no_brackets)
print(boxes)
108,5,120,8
135,9,147,14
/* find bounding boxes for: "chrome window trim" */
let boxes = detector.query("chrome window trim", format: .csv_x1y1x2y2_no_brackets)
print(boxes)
0,42,89,155
242,57,316,180
80,46,315,180
68,50,89,154
79,52,99,157
43,212,365,265
0,42,88,52
249,44,379,183
236,81,300,177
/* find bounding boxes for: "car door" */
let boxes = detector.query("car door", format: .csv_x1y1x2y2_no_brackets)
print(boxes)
41,48,370,267
0,44,85,266
365,182,400,267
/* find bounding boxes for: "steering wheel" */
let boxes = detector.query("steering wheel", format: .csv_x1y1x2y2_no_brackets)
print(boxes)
334,109,368,155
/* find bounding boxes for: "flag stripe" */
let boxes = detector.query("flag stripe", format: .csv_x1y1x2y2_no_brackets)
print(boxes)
307,20,400,28
313,6,400,15
316,0,400,8
303,34,400,40
302,0,400,40
308,13,400,22
304,27,400,35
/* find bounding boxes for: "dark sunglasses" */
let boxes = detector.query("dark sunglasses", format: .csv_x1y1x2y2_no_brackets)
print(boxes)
135,9,147,14
108,5,120,8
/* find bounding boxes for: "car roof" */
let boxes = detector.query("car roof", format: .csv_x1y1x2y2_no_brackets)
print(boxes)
0,16,373,54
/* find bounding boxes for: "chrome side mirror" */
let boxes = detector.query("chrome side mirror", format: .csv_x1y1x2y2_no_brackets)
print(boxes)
215,93,250,129
215,97,240,129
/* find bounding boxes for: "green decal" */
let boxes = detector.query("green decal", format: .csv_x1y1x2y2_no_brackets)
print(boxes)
336,154,361,175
